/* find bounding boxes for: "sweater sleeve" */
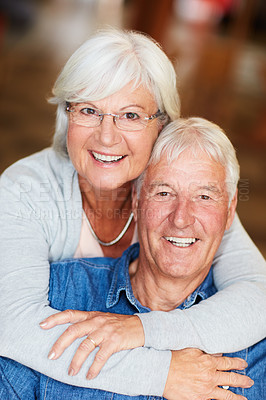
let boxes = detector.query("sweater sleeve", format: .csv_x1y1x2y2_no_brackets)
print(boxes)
138,214,266,353
0,158,170,397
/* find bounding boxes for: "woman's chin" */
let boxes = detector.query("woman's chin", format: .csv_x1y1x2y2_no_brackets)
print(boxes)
87,176,132,195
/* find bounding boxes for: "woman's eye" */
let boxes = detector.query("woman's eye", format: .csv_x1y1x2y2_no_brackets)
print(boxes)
123,112,139,120
80,107,97,115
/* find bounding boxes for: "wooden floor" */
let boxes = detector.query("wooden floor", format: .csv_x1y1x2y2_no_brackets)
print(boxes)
0,0,265,257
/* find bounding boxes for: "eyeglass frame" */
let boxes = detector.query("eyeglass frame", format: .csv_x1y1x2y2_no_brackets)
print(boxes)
65,101,164,131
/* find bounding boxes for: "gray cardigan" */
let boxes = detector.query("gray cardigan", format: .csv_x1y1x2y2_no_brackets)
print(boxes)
0,148,265,396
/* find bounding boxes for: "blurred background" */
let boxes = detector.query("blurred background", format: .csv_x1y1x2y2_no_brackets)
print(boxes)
0,0,265,256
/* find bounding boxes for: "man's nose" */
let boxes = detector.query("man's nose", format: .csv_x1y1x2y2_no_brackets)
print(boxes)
169,198,195,229
97,115,122,147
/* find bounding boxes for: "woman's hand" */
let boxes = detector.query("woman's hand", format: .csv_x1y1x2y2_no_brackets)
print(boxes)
164,349,253,400
39,310,144,379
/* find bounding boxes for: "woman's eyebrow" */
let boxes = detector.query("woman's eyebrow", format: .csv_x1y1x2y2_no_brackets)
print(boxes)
120,104,145,111
77,102,96,107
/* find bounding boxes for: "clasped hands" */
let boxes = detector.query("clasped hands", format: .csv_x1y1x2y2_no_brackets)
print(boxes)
40,310,253,400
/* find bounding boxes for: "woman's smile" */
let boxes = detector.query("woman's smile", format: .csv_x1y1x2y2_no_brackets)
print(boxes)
89,150,126,165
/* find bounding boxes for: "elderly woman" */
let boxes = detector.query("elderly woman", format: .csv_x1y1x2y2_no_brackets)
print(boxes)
0,29,265,398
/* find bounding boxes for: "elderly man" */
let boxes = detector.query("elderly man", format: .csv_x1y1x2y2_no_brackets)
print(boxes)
1,118,264,399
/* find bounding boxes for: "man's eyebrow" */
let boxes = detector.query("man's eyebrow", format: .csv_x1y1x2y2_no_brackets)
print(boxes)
147,182,174,190
146,183,224,195
196,185,222,194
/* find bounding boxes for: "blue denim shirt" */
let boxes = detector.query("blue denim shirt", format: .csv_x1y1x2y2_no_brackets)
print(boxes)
0,243,265,399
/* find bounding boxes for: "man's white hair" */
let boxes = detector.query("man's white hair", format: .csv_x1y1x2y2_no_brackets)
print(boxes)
135,117,240,203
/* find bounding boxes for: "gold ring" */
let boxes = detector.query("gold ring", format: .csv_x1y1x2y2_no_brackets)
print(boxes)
87,336,97,348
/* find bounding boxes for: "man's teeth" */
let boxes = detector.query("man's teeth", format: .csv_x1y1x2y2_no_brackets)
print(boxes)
92,151,123,163
165,237,197,248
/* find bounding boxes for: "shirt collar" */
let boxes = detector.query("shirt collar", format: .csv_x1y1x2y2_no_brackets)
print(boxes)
181,269,216,309
106,243,140,309
106,242,216,310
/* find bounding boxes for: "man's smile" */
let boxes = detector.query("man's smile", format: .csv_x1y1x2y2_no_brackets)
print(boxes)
163,236,199,248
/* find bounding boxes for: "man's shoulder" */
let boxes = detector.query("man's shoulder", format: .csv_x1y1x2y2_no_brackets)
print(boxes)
50,257,118,287
50,243,140,274
49,257,118,311
49,244,140,297
51,256,118,271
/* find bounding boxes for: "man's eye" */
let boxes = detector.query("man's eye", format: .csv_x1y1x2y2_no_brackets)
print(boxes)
200,195,210,200
157,191,169,197
123,112,140,120
80,107,97,115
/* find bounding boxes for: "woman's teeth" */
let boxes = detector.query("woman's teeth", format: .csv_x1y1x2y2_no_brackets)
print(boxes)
164,237,198,248
92,151,123,163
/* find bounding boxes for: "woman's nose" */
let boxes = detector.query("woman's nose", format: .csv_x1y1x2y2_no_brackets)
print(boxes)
97,115,123,147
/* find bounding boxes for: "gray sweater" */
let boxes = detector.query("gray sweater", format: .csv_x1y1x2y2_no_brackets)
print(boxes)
0,148,265,396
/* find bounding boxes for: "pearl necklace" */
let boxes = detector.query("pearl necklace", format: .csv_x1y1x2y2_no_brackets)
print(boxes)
84,211,134,247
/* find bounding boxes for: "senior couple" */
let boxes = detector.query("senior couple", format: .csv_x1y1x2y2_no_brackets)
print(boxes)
0,29,266,399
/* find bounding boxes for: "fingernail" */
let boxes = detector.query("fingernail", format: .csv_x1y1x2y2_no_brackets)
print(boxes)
39,321,47,327
68,368,75,376
48,351,56,360
247,379,254,387
240,360,248,368
86,373,94,380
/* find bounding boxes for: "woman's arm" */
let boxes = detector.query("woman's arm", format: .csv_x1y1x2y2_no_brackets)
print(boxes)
48,215,265,361
138,214,266,353
40,214,266,378
0,162,170,396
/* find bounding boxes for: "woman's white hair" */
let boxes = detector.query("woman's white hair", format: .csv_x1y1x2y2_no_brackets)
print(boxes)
49,28,180,157
135,117,240,203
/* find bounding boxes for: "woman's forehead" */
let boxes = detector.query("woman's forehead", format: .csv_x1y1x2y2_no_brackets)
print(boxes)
73,81,156,105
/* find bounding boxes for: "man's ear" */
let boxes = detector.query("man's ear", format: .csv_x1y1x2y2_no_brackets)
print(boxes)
225,189,238,230
132,184,139,222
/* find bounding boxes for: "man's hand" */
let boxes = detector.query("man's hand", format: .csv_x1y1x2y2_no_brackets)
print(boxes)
164,349,253,400
39,310,144,379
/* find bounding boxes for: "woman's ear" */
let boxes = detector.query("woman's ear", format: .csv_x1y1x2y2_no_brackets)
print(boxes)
132,184,139,222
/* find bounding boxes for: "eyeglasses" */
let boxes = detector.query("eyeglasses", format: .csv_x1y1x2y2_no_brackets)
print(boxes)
65,102,164,132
